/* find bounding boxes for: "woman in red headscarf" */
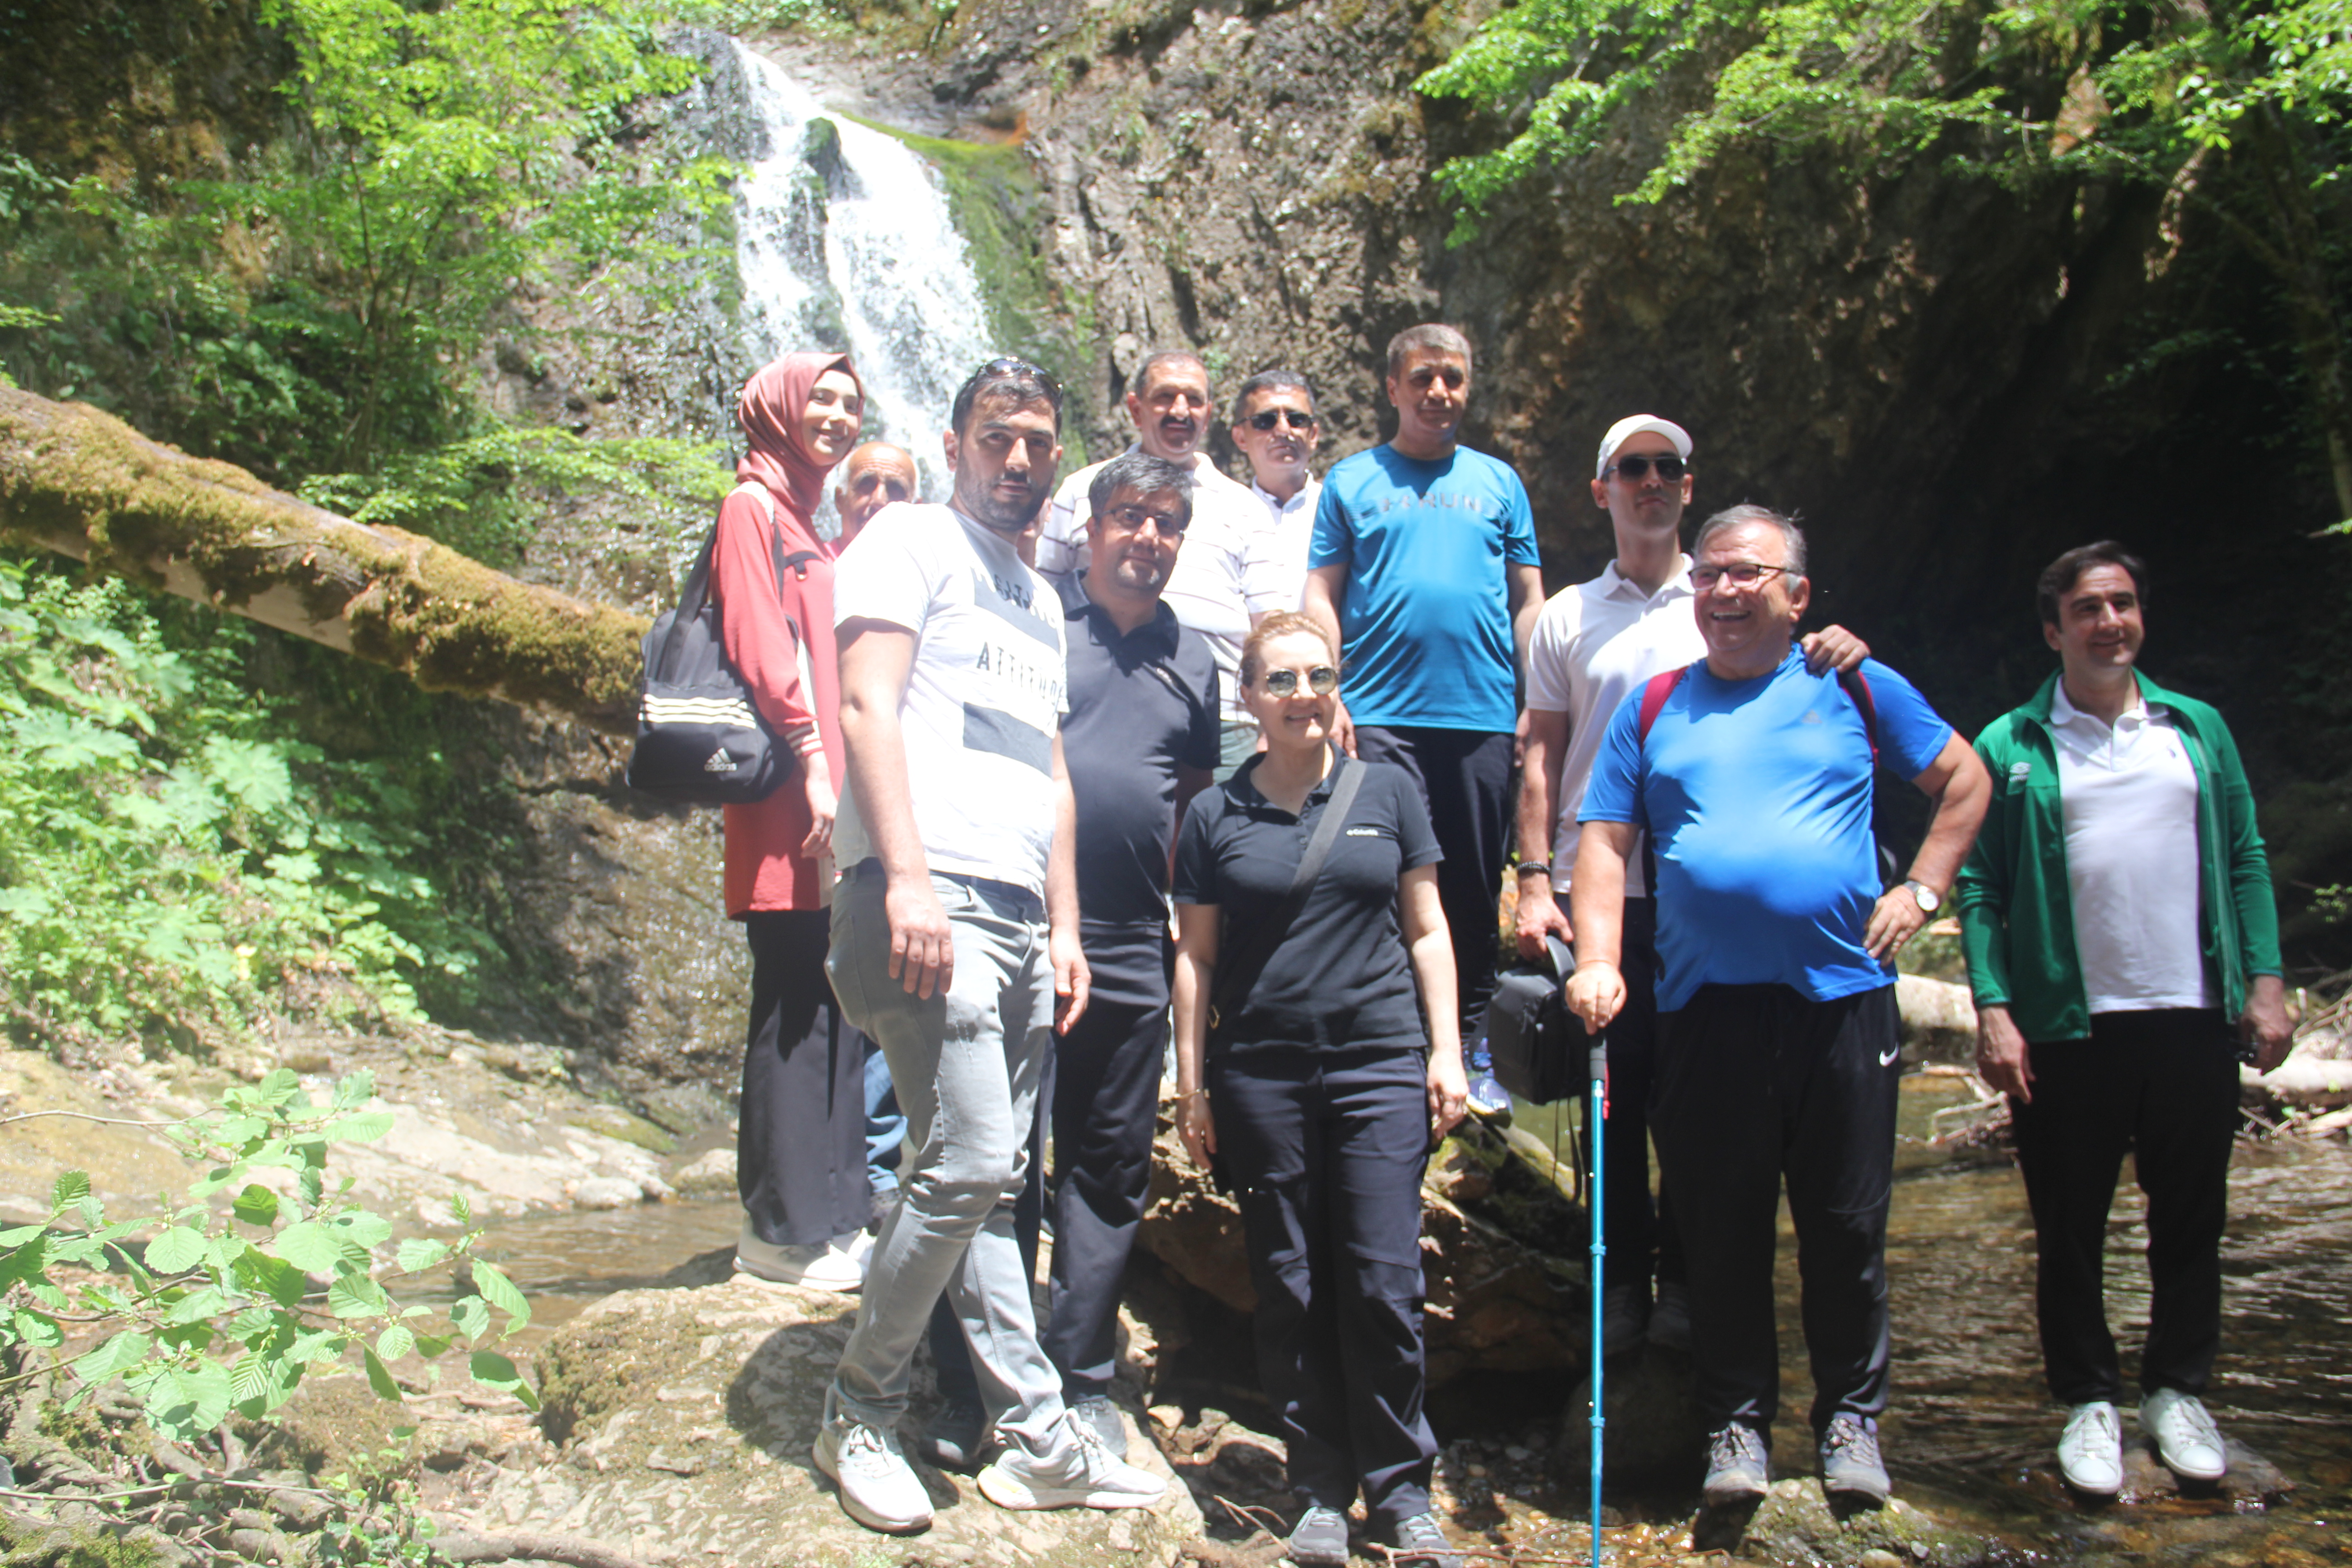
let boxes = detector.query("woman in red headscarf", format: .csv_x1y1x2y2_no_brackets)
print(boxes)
718,351,874,1293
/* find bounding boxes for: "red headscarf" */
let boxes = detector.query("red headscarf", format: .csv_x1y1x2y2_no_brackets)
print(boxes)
736,352,863,517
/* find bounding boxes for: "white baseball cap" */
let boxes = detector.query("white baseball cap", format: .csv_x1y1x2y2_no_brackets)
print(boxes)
1596,415,1694,478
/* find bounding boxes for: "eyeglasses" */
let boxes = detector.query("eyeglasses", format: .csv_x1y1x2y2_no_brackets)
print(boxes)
1255,665,1339,697
1105,503,1187,535
1247,408,1318,432
961,357,1062,400
1689,562,1791,591
1606,454,1686,481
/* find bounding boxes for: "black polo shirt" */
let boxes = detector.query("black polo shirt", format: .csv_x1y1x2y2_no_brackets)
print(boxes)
1054,572,1221,1006
1171,755,1442,1053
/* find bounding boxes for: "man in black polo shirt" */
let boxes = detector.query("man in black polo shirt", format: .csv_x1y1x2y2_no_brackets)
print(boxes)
921,449,1221,1465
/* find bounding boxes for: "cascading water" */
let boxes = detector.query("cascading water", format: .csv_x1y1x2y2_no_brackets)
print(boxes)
728,39,998,519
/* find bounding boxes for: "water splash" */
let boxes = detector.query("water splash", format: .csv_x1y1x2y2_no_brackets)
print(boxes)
729,39,996,520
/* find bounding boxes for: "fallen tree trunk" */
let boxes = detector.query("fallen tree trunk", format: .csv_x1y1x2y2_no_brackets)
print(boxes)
0,387,647,734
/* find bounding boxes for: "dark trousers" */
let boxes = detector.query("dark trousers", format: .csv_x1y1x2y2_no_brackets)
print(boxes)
2009,1008,2238,1406
1353,725,1514,1043
1599,897,1683,1292
1213,1045,1437,1529
739,910,872,1248
1652,984,1901,1435
1043,998,1170,1398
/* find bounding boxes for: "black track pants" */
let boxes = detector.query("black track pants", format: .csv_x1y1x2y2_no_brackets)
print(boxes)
739,910,872,1248
1651,983,1901,1436
2009,1008,2238,1405
1597,897,1683,1291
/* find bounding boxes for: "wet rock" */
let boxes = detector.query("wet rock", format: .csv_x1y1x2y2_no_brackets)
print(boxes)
2117,1436,2293,1506
570,1176,650,1210
1696,1478,2005,1567
1554,1343,1710,1490
476,1278,1204,1566
671,1147,738,1197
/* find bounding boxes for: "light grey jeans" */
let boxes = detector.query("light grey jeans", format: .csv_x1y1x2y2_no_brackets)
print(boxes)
822,864,1074,1467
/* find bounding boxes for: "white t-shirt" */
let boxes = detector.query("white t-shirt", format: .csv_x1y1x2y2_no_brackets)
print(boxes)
1241,475,1322,620
1525,556,1705,897
832,502,1068,897
1039,447,1259,724
2049,681,2213,1014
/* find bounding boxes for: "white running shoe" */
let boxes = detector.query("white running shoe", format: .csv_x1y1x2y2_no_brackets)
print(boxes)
734,1220,866,1292
2056,1401,2123,1495
975,1411,1168,1510
813,1419,932,1533
2140,1388,2227,1482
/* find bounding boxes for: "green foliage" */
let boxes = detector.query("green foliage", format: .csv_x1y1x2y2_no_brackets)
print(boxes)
0,1071,530,1448
0,556,504,1047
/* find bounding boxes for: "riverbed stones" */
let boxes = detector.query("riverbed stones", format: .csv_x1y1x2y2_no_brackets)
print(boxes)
1695,1478,2007,1566
482,1278,1205,1565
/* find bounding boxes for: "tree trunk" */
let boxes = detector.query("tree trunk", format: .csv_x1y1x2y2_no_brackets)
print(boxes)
0,387,647,734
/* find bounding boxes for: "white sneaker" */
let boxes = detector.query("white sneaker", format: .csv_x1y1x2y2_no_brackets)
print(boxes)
2140,1388,2227,1482
975,1411,1167,1510
813,1420,932,1533
2056,1401,2123,1495
833,1229,876,1270
735,1220,866,1292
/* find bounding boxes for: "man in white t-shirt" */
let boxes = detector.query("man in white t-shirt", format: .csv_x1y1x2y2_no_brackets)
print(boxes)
1233,369,1323,631
1037,350,1263,767
817,360,1166,1534
1955,541,2289,1499
1515,416,1864,1357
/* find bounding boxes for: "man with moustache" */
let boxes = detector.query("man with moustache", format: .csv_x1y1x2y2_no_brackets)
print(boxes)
817,359,1167,1533
1039,350,1265,769
1516,417,1867,1354
1567,506,1989,1506
1231,370,1323,626
833,440,920,548
1303,323,1544,1078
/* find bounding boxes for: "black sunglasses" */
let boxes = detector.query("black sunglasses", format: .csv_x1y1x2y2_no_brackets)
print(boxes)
966,357,1062,398
1606,454,1687,481
1247,408,1318,432
1257,665,1339,697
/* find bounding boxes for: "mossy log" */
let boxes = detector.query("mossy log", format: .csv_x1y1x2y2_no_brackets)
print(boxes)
0,387,647,733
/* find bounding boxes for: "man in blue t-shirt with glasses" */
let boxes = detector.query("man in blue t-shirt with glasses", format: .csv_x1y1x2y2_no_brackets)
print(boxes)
1302,323,1544,1086
1566,505,1990,1510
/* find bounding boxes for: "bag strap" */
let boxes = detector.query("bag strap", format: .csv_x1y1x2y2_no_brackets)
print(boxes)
659,485,794,672
1635,666,1687,743
1211,754,1368,1030
1837,665,1879,768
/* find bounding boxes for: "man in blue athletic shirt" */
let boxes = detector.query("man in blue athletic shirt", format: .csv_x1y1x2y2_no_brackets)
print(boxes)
1565,505,1990,1509
1302,323,1544,1077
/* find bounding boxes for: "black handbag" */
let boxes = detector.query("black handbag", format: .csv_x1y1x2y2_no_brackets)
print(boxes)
1485,933,1580,1105
623,485,797,806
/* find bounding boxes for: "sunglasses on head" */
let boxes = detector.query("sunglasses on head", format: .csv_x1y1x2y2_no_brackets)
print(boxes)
966,357,1062,398
1247,408,1318,432
1257,665,1339,697
1607,454,1687,481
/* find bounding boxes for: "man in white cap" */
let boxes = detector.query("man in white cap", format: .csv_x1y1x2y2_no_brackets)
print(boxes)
1516,416,1867,1356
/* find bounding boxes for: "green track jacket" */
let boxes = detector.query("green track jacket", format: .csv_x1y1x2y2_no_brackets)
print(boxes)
1953,670,2281,1043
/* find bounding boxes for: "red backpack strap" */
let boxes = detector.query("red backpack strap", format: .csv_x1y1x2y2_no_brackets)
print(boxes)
1836,666,1879,769
1635,666,1689,745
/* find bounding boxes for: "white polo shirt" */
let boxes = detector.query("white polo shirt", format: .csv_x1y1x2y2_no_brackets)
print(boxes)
2049,680,2212,1013
1525,555,1705,897
1241,474,1323,620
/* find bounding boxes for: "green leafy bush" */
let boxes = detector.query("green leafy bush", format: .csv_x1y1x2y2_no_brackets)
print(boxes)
0,557,501,1049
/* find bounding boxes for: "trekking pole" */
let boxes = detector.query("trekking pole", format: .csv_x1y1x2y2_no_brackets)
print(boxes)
1588,1038,1607,1568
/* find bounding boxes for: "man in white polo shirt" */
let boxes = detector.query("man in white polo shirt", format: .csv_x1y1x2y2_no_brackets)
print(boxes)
818,359,1166,1534
1232,369,1323,630
1516,416,1865,1356
1038,350,1264,769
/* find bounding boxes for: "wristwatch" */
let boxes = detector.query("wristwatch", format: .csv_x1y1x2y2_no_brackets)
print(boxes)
1902,879,1942,914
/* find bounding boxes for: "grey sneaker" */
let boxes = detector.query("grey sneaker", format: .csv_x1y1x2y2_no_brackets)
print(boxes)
1648,1279,1692,1352
1602,1283,1649,1358
1702,1422,1770,1503
2141,1388,2227,1482
2056,1401,2124,1495
1068,1394,1130,1460
1819,1413,1891,1502
1286,1504,1351,1567
915,1395,989,1473
813,1419,931,1534
975,1414,1167,1510
1388,1510,1461,1568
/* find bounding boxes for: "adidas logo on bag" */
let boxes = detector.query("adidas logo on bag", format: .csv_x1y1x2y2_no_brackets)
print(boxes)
704,750,738,774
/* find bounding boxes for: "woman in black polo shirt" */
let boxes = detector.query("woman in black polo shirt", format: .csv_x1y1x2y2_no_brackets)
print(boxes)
1171,611,1470,1568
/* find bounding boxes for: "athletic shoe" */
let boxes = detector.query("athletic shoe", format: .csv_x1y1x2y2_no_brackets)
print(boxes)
1388,1510,1462,1568
1818,1413,1891,1503
1285,1504,1351,1567
1648,1279,1692,1352
1467,1073,1514,1119
735,1221,865,1292
2141,1389,2227,1482
833,1228,875,1271
975,1413,1167,1510
1702,1423,1770,1503
2056,1401,2124,1495
1602,1283,1650,1358
915,1395,990,1473
1068,1395,1130,1460
813,1419,931,1533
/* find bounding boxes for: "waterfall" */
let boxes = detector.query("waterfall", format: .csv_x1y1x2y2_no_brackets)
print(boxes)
728,39,998,522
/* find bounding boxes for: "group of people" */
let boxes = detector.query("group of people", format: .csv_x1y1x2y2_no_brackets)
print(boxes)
699,324,2291,1565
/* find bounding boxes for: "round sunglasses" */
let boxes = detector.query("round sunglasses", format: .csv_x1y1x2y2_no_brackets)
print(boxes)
1255,665,1340,697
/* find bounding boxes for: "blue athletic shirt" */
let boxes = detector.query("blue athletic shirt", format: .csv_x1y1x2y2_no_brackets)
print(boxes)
1578,650,1952,1011
1307,445,1540,733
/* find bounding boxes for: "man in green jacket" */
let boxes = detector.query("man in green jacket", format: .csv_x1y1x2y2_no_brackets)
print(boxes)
1955,541,2292,1499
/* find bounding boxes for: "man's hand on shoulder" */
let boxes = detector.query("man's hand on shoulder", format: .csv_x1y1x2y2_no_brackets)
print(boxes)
2244,974,2293,1074
1801,624,1870,675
